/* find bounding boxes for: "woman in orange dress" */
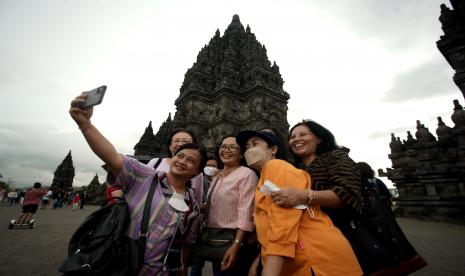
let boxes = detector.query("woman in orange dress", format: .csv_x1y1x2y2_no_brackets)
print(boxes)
237,130,362,276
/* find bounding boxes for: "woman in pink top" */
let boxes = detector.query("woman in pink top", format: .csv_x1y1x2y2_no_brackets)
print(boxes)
200,135,259,276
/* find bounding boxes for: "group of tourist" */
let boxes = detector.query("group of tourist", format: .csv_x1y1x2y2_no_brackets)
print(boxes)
2,185,87,212
4,183,89,228
69,92,391,276
2,189,26,206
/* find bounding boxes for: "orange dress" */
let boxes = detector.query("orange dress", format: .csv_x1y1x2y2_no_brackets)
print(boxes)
254,159,362,276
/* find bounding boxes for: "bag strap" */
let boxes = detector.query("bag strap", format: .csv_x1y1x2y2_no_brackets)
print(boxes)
137,157,170,239
203,177,220,224
153,158,163,170
138,156,161,236
139,176,159,239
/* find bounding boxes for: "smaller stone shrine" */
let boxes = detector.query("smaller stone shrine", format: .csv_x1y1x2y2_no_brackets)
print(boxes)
133,120,161,163
85,174,104,205
380,99,465,220
437,0,465,99
51,150,75,191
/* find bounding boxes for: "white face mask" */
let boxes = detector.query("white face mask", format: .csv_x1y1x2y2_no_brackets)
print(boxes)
244,147,268,168
203,166,217,176
168,192,189,212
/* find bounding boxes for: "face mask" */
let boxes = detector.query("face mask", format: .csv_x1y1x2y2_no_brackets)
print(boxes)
168,192,189,212
203,166,217,176
244,147,268,167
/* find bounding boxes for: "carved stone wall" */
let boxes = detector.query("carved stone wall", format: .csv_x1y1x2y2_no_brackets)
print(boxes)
134,15,290,157
380,100,465,220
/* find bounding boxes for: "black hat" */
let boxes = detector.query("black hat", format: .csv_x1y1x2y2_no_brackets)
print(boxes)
236,130,281,150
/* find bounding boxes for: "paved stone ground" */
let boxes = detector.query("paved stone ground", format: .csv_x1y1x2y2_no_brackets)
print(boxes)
0,203,464,276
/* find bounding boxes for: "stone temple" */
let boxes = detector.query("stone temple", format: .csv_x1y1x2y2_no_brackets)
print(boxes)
380,1,465,221
134,15,290,158
380,101,465,220
51,150,75,191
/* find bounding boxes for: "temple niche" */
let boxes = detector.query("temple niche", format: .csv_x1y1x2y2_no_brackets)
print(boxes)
51,150,75,191
380,99,465,220
133,15,290,157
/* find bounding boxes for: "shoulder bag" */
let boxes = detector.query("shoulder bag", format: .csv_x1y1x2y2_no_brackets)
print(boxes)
192,177,236,261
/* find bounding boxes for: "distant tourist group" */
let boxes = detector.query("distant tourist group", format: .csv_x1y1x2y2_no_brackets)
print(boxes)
59,92,426,276
49,189,86,210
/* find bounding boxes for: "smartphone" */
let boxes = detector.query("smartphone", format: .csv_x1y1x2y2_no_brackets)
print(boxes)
80,85,107,109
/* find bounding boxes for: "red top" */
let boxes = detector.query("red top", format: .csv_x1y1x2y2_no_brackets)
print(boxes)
72,194,80,204
106,186,121,205
23,189,47,206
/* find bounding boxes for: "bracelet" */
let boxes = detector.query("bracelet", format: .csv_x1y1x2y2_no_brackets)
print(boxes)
306,189,315,206
233,239,243,246
79,124,92,133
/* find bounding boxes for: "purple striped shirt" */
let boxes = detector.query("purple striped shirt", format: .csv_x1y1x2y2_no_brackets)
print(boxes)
107,155,199,275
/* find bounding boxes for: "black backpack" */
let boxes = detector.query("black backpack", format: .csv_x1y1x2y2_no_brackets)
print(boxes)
59,169,160,276
59,200,143,276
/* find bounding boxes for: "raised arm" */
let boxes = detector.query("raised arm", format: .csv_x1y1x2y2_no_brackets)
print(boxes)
69,93,123,175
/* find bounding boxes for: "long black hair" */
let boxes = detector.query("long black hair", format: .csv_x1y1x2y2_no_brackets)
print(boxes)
357,162,375,178
289,120,338,163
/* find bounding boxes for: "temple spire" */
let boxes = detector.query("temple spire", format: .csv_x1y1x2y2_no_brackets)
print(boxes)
133,121,156,156
141,14,290,157
51,150,75,191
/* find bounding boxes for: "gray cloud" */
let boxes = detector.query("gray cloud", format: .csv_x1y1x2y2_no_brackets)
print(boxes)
384,58,457,102
322,0,445,52
369,126,413,140
0,121,106,188
368,109,457,141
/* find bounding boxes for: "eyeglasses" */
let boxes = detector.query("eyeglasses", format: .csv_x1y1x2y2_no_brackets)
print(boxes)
219,144,241,152
172,139,191,145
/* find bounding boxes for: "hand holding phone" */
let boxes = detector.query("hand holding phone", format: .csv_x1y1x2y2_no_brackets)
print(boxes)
80,85,107,109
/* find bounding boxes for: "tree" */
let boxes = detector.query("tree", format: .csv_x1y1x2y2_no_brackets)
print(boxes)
0,178,10,192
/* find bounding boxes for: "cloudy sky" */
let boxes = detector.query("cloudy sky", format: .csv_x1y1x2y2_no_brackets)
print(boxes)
0,0,459,188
